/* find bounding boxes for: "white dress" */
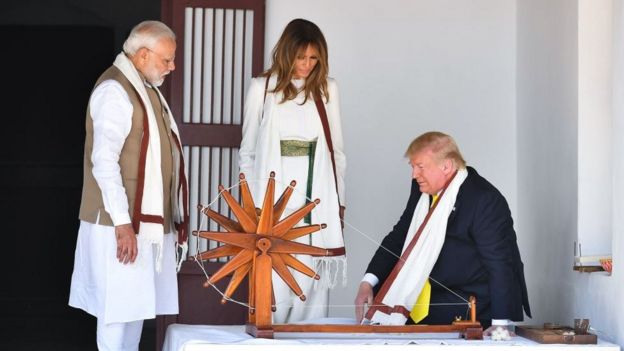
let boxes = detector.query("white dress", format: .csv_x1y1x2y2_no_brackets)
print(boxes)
239,76,346,323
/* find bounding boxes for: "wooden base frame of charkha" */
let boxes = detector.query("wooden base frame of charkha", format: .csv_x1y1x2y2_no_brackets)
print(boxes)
193,173,483,340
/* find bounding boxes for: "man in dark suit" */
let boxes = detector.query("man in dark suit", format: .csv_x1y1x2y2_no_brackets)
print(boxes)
354,131,531,331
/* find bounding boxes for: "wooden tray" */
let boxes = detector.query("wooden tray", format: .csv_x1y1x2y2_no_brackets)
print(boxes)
516,325,597,344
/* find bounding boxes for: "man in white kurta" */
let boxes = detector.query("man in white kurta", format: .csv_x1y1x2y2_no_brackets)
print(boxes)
69,21,188,351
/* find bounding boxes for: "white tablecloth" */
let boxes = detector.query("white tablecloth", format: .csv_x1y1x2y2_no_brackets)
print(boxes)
163,318,620,351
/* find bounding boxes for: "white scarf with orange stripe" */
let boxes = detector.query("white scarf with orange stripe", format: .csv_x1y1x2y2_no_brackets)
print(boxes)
370,168,468,325
113,52,187,272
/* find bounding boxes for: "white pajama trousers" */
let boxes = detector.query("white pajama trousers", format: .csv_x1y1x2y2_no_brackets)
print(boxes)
69,221,179,349
96,319,143,351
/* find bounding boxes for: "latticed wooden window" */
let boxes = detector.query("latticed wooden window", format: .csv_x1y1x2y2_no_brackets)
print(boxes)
156,2,266,346
163,0,266,260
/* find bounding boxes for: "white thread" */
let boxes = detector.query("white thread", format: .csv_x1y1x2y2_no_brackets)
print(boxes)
285,303,467,309
343,213,469,304
429,276,470,304
189,176,468,311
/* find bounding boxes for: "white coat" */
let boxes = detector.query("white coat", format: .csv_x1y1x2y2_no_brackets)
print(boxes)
239,75,346,322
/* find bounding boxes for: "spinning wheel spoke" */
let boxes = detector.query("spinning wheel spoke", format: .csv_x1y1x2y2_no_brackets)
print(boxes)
273,199,321,236
271,284,276,312
280,224,326,240
269,238,328,256
219,185,257,233
270,253,305,300
256,172,276,235
209,249,255,284
199,232,258,250
221,261,253,304
280,253,320,280
272,180,296,225
202,208,244,232
195,244,242,261
239,174,259,224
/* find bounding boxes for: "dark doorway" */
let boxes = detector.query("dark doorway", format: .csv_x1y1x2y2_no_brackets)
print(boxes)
0,25,114,350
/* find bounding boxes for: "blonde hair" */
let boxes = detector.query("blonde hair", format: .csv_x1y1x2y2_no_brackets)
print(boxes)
405,131,466,169
264,18,329,104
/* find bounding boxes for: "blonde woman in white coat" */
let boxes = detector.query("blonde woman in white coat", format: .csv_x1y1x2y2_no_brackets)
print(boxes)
239,18,346,323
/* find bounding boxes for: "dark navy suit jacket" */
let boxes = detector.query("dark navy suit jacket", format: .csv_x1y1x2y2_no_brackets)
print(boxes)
366,167,531,327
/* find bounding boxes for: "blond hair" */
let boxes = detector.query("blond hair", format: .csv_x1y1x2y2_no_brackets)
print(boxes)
264,18,329,104
405,131,466,169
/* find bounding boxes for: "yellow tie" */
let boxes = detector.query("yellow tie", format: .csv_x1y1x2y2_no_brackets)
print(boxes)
430,194,439,207
410,280,431,323
409,194,438,323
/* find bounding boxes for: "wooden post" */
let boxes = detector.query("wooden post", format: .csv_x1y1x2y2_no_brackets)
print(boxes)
469,296,476,323
246,237,274,338
254,239,272,327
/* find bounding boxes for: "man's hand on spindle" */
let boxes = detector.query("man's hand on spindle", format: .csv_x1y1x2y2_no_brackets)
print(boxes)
354,281,374,323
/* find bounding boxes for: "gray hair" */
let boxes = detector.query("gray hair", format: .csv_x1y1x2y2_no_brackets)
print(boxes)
122,20,176,56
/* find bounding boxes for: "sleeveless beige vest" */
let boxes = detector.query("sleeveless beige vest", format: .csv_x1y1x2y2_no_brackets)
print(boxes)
79,66,173,231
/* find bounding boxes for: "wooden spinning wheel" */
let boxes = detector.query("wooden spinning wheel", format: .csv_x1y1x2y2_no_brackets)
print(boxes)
193,172,483,339
194,172,335,336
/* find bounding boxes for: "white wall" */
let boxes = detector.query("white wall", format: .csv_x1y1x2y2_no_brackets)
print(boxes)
516,0,579,332
262,1,623,345
607,1,624,344
578,0,614,257
265,0,517,319
517,0,623,346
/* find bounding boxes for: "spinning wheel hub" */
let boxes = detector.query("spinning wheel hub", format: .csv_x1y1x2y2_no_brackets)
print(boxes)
257,238,271,252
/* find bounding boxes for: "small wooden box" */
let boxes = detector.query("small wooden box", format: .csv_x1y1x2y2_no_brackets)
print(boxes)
516,325,597,344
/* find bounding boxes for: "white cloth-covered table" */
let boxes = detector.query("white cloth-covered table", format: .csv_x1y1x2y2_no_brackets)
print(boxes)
163,318,620,351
